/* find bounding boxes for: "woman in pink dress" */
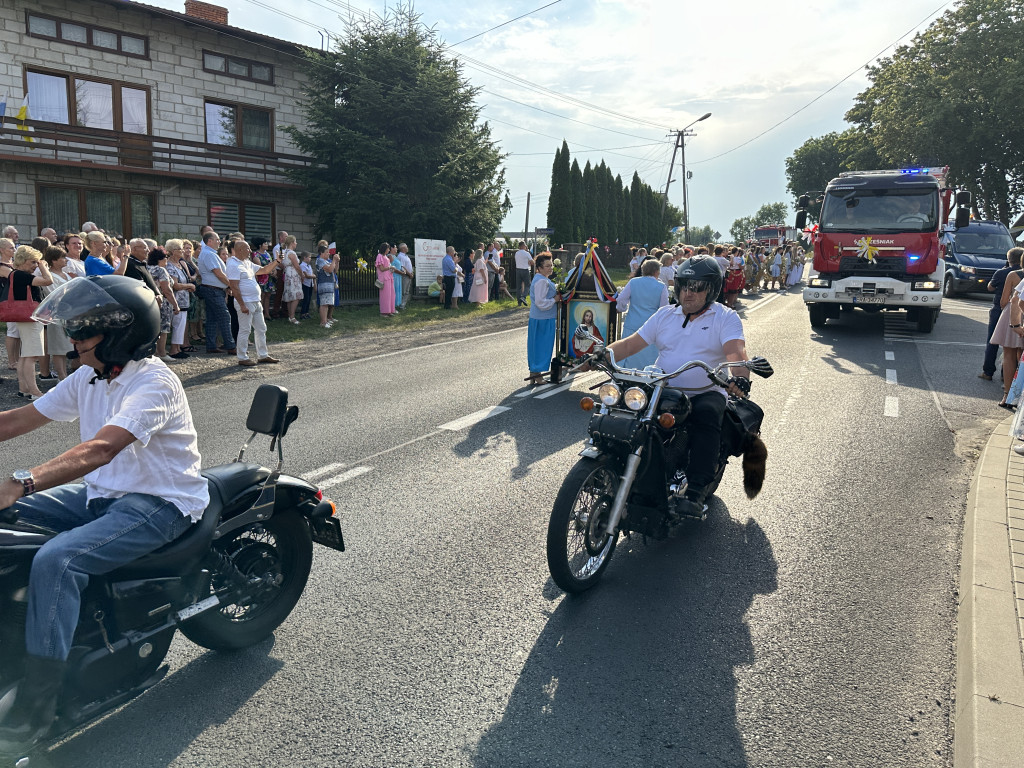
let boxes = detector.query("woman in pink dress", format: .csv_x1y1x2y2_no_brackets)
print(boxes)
375,242,396,316
468,248,489,304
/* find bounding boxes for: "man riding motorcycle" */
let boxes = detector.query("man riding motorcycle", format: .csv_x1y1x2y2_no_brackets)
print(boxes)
0,275,208,755
604,255,751,518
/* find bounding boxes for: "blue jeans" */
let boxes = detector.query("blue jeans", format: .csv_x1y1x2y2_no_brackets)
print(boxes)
200,285,235,352
12,484,194,660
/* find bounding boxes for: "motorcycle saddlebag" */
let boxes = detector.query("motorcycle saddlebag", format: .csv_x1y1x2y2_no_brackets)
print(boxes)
721,398,764,457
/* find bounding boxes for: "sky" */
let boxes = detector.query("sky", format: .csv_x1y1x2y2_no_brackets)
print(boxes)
146,0,953,239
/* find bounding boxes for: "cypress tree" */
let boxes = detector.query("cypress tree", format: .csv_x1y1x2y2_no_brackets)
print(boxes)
630,172,644,245
583,161,597,241
546,140,573,246
570,158,585,243
613,174,624,242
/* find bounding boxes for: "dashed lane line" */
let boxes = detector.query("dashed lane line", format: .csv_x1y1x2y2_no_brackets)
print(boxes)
305,462,347,482
886,338,986,347
885,351,895,361
320,466,373,490
534,372,603,400
886,369,898,385
438,406,511,431
884,396,900,418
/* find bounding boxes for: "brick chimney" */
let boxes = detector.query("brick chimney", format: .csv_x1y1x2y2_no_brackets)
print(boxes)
184,0,228,25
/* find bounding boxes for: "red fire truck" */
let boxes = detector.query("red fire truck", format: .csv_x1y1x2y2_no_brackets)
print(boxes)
797,167,971,333
752,224,798,247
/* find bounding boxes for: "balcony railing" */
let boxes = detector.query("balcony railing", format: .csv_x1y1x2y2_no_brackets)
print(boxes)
0,119,314,187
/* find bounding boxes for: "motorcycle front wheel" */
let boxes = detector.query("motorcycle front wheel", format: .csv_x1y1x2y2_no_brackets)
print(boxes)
546,456,620,593
180,511,313,651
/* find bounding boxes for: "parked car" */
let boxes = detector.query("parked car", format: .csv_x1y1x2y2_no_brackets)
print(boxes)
943,220,1016,297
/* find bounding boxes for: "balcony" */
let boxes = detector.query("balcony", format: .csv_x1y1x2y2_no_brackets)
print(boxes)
0,119,313,187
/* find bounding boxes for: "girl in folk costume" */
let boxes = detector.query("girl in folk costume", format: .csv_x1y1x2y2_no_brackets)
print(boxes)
766,246,784,291
723,246,745,307
786,245,805,286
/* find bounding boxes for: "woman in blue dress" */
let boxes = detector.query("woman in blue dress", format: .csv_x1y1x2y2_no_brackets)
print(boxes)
527,253,560,384
390,245,403,309
615,258,669,368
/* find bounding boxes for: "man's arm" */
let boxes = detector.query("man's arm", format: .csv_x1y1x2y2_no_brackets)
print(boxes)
0,424,136,509
0,404,51,441
606,333,647,363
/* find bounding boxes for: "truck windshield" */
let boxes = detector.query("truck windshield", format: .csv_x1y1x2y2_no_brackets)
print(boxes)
953,230,1015,254
820,188,938,235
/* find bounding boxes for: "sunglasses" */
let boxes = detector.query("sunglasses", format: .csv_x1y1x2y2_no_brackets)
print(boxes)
678,280,710,293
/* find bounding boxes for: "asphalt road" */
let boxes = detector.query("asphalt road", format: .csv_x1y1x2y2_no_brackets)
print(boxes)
15,287,1008,768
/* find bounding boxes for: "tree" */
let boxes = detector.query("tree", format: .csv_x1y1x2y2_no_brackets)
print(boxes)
570,158,584,243
730,216,755,244
630,172,645,245
621,187,633,242
582,161,597,241
754,202,789,226
785,129,881,222
846,0,1024,223
689,224,715,245
546,141,573,246
286,5,509,254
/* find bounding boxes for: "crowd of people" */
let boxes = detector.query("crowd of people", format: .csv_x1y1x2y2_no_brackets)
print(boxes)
982,247,1024,455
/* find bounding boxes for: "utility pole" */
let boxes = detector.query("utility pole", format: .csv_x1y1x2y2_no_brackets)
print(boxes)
523,192,530,246
660,131,681,225
661,113,711,244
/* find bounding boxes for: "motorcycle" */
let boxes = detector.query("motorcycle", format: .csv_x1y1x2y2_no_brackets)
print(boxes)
0,384,344,760
546,328,772,593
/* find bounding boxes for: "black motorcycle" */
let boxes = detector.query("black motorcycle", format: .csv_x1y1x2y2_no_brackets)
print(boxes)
546,329,772,593
0,384,344,758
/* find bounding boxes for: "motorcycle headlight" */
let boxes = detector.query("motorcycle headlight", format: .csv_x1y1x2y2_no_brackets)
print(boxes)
623,387,648,411
598,382,622,407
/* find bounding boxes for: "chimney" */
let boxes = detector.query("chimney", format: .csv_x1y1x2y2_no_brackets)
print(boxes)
184,0,228,25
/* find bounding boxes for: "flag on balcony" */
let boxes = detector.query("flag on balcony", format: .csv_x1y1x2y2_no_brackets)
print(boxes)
15,94,34,143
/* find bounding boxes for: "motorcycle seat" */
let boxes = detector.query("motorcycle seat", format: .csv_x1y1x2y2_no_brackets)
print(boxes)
111,463,269,579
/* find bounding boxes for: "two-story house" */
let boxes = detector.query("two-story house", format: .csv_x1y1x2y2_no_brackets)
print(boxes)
0,0,318,247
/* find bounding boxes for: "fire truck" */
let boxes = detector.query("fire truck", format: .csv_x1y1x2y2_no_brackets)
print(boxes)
797,167,971,333
752,224,799,246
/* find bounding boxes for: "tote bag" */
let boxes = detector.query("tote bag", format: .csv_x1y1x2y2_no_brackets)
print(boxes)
0,273,38,323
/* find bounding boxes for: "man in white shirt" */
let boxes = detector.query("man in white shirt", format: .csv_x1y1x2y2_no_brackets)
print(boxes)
396,243,414,310
196,231,236,354
605,256,751,519
0,275,209,753
486,241,502,301
513,241,533,307
226,239,280,366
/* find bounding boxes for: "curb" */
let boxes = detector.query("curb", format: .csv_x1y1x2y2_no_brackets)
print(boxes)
954,415,1024,767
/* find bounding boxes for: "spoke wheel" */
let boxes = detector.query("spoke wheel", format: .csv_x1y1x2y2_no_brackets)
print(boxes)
180,511,312,651
547,457,619,593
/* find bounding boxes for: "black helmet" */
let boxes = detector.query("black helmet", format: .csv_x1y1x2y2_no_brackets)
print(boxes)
674,255,724,300
32,275,160,378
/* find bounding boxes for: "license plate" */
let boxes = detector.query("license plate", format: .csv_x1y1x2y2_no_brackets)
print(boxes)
853,295,885,304
311,514,345,551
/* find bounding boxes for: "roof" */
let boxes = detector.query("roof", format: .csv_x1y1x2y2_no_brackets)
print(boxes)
1010,212,1024,236
90,0,312,54
827,172,941,191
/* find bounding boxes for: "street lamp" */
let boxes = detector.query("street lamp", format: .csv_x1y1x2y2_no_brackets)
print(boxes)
681,112,711,245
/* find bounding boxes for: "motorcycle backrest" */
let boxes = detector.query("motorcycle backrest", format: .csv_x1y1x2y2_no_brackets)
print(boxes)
246,384,290,436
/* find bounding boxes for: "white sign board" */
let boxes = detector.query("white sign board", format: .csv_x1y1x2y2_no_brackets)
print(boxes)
414,239,447,287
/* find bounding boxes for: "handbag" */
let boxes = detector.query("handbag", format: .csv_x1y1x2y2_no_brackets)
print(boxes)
374,278,384,289
474,271,485,286
0,272,38,323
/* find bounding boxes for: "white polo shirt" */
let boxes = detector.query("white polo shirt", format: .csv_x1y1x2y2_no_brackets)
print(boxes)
637,303,744,396
226,255,261,304
33,357,210,519
514,249,532,269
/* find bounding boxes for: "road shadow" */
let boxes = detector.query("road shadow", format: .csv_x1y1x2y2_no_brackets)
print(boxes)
37,637,283,768
471,507,778,768
451,379,595,481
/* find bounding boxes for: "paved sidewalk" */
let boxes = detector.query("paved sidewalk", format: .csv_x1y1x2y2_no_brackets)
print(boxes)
955,414,1024,767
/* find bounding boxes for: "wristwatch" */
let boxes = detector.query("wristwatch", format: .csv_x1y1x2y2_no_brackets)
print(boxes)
12,470,35,496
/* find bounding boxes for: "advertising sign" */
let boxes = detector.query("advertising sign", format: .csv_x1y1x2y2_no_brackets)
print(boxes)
414,239,447,287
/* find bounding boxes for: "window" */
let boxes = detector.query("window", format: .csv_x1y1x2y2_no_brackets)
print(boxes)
26,12,149,58
38,186,156,239
26,69,150,134
208,201,274,242
202,50,274,84
204,101,272,151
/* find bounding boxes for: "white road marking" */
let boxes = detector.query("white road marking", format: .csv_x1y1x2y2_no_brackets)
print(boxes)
884,396,900,418
320,466,372,489
438,406,511,431
886,369,898,385
305,462,347,481
744,294,783,314
885,351,895,361
534,372,603,400
886,338,986,347
516,382,555,397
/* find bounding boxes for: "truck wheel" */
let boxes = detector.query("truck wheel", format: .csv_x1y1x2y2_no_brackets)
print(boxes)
808,304,827,328
917,308,937,333
942,276,956,298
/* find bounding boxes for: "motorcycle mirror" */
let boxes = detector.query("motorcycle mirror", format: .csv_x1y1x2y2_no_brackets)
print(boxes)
746,356,774,378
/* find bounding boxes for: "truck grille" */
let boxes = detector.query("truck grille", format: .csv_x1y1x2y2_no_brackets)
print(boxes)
839,255,908,277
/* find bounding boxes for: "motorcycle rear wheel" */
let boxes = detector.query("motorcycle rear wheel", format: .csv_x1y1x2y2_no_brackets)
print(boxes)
546,456,619,593
180,511,313,651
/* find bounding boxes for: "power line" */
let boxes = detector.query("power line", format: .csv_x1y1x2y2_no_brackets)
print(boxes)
449,0,563,47
689,1,952,166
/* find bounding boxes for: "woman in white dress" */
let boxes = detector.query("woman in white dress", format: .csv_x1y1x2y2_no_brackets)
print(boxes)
452,257,464,309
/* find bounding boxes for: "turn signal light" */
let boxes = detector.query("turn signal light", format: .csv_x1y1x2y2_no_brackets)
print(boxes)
580,397,596,412
658,413,676,428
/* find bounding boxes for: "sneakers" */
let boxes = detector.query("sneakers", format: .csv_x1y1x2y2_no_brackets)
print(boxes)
257,356,280,364
238,359,257,367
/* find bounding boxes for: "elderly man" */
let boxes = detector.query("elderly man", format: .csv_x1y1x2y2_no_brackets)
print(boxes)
3,226,18,243
196,231,236,354
441,246,458,309
124,238,160,298
39,228,57,245
226,238,280,366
